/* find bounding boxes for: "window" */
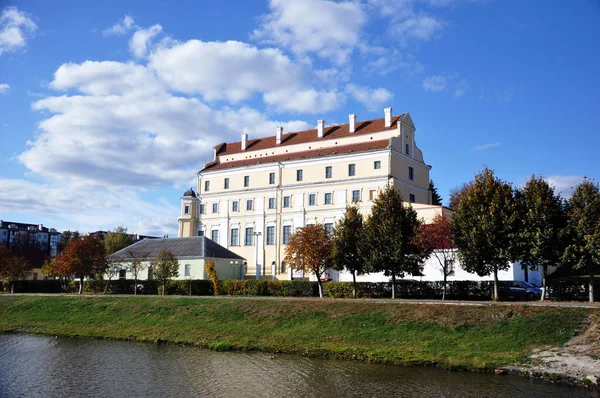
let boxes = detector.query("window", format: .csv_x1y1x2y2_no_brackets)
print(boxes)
296,169,303,181
282,226,291,244
230,228,239,246
266,226,275,245
232,201,239,212
244,176,250,187
348,164,356,176
268,197,276,209
409,166,414,181
352,190,360,203
283,196,291,208
325,166,332,179
324,192,332,205
184,264,191,277
245,227,254,245
374,160,381,169
369,190,376,200
324,223,333,236
269,172,275,185
197,229,204,237
211,230,219,244
308,193,316,206
200,204,205,215
445,259,455,276
246,199,253,211
409,194,416,203
204,181,210,192
224,178,229,189
281,261,286,273
406,144,410,155
212,203,219,213
184,205,189,214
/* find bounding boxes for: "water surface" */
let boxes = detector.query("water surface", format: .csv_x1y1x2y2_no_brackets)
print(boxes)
0,334,596,398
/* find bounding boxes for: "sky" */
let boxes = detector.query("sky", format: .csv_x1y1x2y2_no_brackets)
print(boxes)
0,0,599,237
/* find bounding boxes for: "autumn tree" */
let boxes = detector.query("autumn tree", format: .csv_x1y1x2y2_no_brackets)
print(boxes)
58,230,80,253
429,180,443,206
284,224,333,298
128,250,148,295
419,214,456,300
42,257,71,292
0,245,30,294
104,226,134,255
516,176,567,299
55,235,107,294
452,168,518,300
562,178,600,302
363,184,430,299
151,248,179,295
331,205,365,298
448,181,473,210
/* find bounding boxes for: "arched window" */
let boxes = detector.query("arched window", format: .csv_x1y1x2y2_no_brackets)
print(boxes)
281,261,286,273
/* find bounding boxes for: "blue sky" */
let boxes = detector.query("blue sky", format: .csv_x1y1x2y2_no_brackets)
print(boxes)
1,0,599,237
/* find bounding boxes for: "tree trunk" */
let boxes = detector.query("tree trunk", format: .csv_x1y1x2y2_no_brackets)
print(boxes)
79,277,84,295
103,278,110,294
352,271,357,299
590,276,595,303
391,274,396,299
162,282,165,296
134,275,137,295
317,279,323,299
493,268,499,301
442,272,447,301
11,282,14,294
541,267,547,301
523,264,529,283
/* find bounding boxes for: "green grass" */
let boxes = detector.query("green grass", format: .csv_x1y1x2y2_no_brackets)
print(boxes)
0,296,595,370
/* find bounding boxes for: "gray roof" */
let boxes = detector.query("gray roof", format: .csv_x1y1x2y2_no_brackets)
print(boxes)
109,236,244,261
183,188,197,198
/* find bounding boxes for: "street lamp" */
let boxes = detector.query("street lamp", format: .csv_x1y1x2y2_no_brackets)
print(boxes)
253,231,262,280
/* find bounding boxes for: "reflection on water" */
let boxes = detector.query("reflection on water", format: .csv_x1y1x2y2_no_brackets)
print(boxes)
0,334,596,398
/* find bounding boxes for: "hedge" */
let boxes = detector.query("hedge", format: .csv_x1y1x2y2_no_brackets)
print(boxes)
0,278,597,301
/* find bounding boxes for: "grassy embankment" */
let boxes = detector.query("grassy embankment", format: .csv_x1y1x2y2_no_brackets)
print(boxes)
0,296,596,370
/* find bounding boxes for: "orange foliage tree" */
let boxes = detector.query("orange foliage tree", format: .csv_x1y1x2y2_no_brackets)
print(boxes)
0,245,30,294
419,214,456,300
52,235,107,294
284,223,332,298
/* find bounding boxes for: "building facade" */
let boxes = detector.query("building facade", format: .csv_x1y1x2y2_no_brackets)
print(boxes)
178,108,434,279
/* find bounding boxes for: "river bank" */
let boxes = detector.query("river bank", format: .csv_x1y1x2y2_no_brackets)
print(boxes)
1,295,598,389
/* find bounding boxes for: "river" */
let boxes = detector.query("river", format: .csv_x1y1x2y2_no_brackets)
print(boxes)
0,334,596,397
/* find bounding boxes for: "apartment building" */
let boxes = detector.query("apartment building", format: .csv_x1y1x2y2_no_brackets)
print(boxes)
178,108,435,279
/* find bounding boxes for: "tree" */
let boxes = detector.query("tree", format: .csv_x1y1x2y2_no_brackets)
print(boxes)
205,260,219,296
448,181,473,210
151,249,179,295
58,230,80,253
55,235,107,294
284,224,333,298
363,184,430,299
429,180,443,206
331,205,365,298
0,246,30,294
452,168,518,300
562,178,600,303
128,250,147,295
516,176,567,299
419,214,456,300
104,226,134,255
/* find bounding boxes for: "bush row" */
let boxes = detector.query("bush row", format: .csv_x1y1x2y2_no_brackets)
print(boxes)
1,278,596,301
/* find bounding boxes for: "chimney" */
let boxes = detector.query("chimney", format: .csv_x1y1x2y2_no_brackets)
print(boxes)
349,114,356,133
317,119,324,138
384,107,392,128
38,224,43,231
276,126,283,145
241,133,248,151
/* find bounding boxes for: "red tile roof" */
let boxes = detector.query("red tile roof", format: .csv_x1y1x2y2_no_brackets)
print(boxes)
202,139,391,172
215,114,406,157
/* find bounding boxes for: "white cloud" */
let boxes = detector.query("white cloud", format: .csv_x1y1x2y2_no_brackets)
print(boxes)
129,24,162,58
359,44,424,76
0,83,9,94
423,75,446,91
0,6,37,56
472,142,500,151
103,15,135,36
345,83,393,111
390,13,444,43
251,0,366,65
454,79,468,97
545,175,585,198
